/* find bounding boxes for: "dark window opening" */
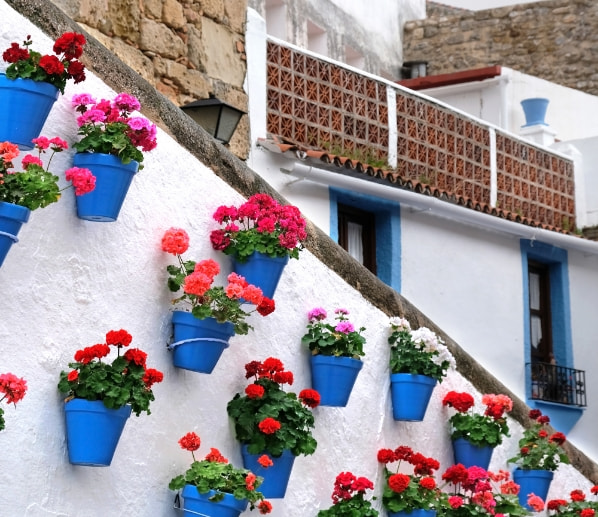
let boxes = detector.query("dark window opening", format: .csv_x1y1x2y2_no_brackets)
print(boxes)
529,261,553,364
338,203,377,275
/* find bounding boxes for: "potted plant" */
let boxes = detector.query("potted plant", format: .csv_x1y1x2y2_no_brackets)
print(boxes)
507,409,569,508
442,391,512,470
546,487,598,517
317,472,378,516
210,193,307,298
169,431,273,516
161,227,275,374
0,138,95,267
0,372,27,431
70,92,158,221
442,464,532,517
57,328,164,466
226,357,320,498
377,445,447,517
1,32,86,148
301,306,366,407
387,317,455,421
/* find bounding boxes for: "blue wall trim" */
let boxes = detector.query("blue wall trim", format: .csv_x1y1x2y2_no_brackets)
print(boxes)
330,187,401,292
520,239,581,432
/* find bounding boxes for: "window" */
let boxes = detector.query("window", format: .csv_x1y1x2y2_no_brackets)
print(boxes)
330,188,400,292
528,261,553,364
307,20,327,56
338,203,376,274
520,239,584,431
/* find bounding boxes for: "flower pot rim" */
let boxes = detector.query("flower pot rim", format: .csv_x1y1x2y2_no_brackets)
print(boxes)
0,201,31,223
64,398,133,416
73,151,139,171
0,73,60,96
310,354,363,364
390,372,437,382
172,310,235,329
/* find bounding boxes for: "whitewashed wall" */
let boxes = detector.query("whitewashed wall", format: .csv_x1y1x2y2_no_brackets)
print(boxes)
0,3,595,516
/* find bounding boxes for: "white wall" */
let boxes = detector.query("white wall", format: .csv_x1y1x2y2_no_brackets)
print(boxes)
2,3,593,516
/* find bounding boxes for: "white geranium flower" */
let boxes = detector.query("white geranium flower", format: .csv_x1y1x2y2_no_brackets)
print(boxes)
389,317,411,331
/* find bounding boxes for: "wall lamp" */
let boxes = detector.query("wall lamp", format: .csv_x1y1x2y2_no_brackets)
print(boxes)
180,97,246,145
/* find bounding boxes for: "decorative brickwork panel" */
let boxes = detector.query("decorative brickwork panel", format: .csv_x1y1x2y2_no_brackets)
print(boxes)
266,41,388,162
496,132,575,229
395,89,492,206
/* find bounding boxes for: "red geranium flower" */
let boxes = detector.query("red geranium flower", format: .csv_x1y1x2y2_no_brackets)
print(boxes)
388,473,410,493
178,432,201,452
258,417,281,434
299,389,321,408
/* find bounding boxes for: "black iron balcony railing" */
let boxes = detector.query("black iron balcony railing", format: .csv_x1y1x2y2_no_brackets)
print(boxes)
528,362,586,407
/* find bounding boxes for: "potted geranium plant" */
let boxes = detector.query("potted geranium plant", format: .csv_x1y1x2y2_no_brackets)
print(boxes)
508,409,569,508
546,487,598,517
301,306,366,407
317,472,378,516
443,391,512,470
377,445,447,517
57,328,164,466
442,464,533,517
169,431,273,515
226,357,320,498
0,137,95,267
387,317,455,421
1,32,87,148
70,92,158,221
161,227,275,374
0,371,27,431
210,193,307,298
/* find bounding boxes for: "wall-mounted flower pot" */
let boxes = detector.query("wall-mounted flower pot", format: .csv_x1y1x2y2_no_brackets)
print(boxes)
0,74,59,150
72,152,139,222
64,398,131,466
309,355,363,407
390,373,436,421
389,509,437,517
513,468,554,510
0,202,30,267
452,437,494,470
232,252,289,299
169,311,234,373
521,98,549,127
178,485,248,517
241,446,295,498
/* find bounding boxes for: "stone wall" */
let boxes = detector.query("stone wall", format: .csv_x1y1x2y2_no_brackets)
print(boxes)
50,0,250,157
404,0,598,96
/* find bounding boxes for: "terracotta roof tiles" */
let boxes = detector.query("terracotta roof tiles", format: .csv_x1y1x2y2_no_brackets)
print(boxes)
257,135,573,236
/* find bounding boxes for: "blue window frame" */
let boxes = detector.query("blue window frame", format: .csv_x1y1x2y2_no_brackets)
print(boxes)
330,187,401,292
520,239,584,432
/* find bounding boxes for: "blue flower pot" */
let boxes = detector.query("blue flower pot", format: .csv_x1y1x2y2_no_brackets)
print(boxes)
513,469,554,509
180,485,248,517
0,74,59,149
310,355,363,407
0,202,30,267
452,437,494,470
232,252,289,299
521,98,549,127
64,399,131,466
241,446,295,498
389,510,437,517
390,373,437,421
170,311,234,373
72,152,139,222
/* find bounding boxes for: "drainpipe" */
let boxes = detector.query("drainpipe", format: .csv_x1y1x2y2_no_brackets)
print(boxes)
282,161,598,256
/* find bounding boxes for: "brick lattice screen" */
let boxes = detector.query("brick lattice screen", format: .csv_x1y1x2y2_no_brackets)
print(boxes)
265,40,575,231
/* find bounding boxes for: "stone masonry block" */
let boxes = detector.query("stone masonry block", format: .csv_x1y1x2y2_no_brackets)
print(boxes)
140,18,186,59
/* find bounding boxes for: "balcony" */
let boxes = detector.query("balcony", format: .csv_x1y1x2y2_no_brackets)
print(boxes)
528,362,587,407
265,40,576,233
